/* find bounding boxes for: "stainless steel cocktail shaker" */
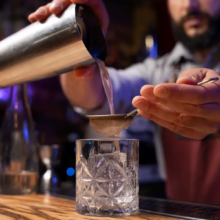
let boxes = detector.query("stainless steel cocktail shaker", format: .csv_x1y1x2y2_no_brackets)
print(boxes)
0,4,106,88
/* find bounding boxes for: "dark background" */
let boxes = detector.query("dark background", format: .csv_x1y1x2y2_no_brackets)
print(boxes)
0,0,176,198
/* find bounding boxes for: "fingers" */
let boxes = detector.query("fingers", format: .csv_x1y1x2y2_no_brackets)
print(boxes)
28,14,37,23
154,80,220,104
138,109,207,140
176,68,206,85
28,0,109,35
28,4,52,22
28,0,73,23
153,68,220,105
176,68,217,85
132,96,219,135
141,85,220,121
50,0,72,14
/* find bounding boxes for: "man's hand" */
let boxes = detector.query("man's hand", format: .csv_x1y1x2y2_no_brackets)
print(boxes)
28,0,109,35
133,68,220,140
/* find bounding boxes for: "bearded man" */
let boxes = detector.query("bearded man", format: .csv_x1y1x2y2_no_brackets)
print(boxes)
29,0,220,204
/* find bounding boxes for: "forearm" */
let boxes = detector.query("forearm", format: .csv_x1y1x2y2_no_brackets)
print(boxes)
60,65,106,110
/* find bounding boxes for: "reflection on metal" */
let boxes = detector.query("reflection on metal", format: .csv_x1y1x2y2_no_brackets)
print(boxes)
140,197,220,220
197,77,219,85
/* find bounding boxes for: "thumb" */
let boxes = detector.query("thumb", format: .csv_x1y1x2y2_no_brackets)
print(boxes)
176,68,219,85
176,74,198,85
176,68,207,85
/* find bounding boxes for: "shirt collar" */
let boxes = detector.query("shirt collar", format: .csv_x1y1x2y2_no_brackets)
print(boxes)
204,42,220,69
167,42,220,68
167,43,198,66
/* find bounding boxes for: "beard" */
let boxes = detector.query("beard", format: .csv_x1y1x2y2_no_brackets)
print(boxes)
172,12,220,52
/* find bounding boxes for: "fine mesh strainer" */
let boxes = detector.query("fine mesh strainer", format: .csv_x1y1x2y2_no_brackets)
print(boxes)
87,114,135,137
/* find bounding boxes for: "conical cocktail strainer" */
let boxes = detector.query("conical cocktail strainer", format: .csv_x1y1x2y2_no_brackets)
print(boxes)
87,114,135,137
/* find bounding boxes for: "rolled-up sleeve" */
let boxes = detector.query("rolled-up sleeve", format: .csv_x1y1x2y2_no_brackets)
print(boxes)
74,58,157,115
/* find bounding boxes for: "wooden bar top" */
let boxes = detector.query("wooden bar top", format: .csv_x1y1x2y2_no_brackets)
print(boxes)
0,194,181,220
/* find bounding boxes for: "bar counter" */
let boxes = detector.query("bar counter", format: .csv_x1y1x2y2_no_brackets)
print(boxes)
0,194,180,220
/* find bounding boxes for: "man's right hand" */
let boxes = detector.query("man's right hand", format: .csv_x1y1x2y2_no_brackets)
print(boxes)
28,0,109,35
28,0,108,110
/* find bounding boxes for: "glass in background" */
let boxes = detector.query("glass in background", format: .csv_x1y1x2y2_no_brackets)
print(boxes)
0,84,38,194
39,144,61,194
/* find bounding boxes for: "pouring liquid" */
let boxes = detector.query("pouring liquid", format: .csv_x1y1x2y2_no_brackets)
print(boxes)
95,58,115,115
95,59,120,152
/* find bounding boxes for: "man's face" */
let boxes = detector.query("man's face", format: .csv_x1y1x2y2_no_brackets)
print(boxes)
168,0,220,38
167,0,220,52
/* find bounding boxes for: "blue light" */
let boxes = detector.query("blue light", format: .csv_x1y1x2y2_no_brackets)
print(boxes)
66,168,75,176
53,146,59,159
74,147,76,152
0,88,10,102
23,121,29,142
52,177,57,184
149,35,158,58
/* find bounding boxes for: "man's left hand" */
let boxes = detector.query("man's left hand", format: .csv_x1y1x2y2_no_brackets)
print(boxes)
133,68,220,140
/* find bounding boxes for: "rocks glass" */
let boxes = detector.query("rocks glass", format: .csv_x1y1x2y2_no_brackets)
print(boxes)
76,139,139,216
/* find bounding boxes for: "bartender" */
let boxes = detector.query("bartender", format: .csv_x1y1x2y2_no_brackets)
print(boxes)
29,0,220,205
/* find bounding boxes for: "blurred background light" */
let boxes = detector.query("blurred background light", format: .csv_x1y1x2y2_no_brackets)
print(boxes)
66,167,75,176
